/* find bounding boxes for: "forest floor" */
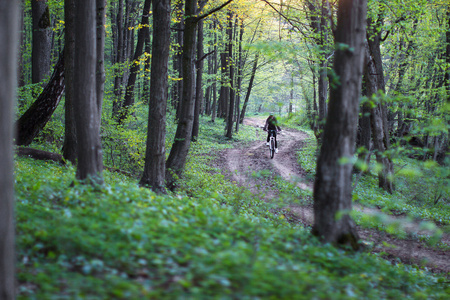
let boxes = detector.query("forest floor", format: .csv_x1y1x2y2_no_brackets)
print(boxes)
212,117,450,274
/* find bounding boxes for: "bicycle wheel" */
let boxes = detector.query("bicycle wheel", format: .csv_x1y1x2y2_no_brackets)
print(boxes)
270,138,275,159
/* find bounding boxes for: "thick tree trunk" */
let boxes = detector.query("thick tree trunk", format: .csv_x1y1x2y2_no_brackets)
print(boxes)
312,0,367,250
62,0,77,163
166,0,198,190
31,0,52,84
118,0,151,124
16,50,65,146
239,53,258,124
74,0,103,184
0,1,19,298
139,0,170,194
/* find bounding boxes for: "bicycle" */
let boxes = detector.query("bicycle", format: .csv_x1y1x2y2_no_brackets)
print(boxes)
265,129,279,159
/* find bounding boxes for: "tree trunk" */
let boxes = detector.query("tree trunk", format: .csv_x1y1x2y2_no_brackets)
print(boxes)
142,35,151,104
235,20,244,132
63,0,77,163
365,21,394,194
0,1,19,298
239,53,258,124
96,0,106,121
139,0,171,194
225,12,235,139
356,91,371,173
112,0,125,118
118,0,151,124
31,0,52,84
192,18,204,141
218,48,229,119
74,0,103,184
16,49,65,146
312,0,367,250
165,0,198,190
211,20,218,123
173,0,184,116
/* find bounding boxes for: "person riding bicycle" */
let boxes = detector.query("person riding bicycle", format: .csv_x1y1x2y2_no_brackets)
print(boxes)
263,114,281,153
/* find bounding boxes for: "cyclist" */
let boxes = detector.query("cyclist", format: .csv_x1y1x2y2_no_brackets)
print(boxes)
263,114,281,153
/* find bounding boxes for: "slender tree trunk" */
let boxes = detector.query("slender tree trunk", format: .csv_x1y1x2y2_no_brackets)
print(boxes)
239,53,258,124
211,20,218,122
0,2,19,298
74,0,103,184
218,49,229,119
31,0,52,84
18,1,26,87
192,18,204,141
96,0,106,121
174,0,184,116
235,20,244,132
140,0,171,194
356,91,371,173
312,0,367,250
63,0,77,163
118,0,151,124
16,49,65,146
226,12,235,139
142,35,151,104
365,21,394,193
112,0,124,118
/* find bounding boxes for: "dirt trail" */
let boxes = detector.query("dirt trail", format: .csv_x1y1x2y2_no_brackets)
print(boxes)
217,117,450,274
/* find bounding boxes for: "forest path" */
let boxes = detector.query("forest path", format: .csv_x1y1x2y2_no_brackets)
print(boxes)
214,117,450,274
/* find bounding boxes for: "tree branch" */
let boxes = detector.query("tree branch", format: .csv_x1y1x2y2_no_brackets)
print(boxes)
196,0,234,22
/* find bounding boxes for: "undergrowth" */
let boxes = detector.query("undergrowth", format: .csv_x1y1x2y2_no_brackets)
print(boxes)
14,113,450,299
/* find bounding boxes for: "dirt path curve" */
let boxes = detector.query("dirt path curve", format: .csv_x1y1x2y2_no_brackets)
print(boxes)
217,117,450,274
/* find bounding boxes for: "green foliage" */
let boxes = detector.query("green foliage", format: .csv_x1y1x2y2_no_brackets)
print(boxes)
15,156,449,299
14,116,450,299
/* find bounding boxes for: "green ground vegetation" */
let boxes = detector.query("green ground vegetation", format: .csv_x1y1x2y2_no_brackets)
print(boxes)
14,111,450,299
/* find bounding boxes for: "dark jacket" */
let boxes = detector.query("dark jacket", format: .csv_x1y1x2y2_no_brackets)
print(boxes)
264,116,281,131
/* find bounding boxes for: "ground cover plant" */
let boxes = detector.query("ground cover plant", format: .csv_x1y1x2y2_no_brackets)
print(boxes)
14,116,450,299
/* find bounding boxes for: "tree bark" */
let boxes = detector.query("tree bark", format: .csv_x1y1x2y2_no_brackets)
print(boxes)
192,18,204,141
166,0,198,190
31,0,52,84
96,0,106,121
118,0,151,124
239,53,258,124
16,49,65,146
211,19,218,123
63,0,77,163
225,12,235,139
0,1,19,298
312,0,367,250
235,19,244,132
112,0,125,118
139,0,171,194
74,0,103,184
365,21,394,194
173,0,184,117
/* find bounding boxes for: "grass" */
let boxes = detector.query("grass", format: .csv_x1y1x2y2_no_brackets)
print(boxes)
14,113,450,299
